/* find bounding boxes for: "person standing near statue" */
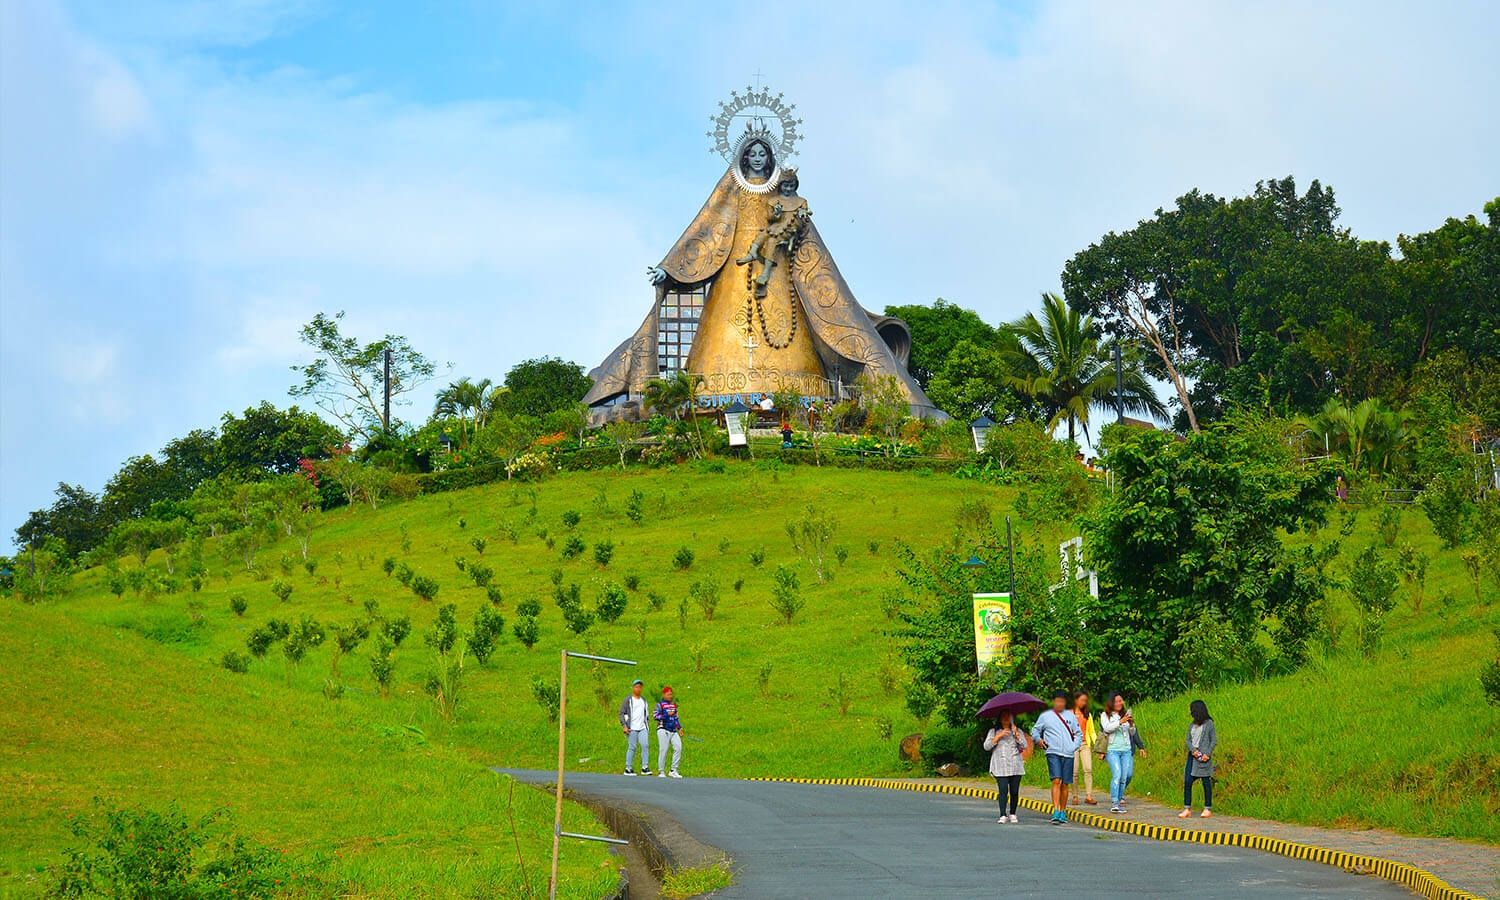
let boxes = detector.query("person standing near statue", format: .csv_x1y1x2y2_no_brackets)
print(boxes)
619,679,651,776
653,685,686,778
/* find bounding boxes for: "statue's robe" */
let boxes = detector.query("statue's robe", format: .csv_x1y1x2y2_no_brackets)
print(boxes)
584,169,943,420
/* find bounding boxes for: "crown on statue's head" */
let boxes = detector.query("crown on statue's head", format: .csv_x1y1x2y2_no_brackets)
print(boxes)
739,118,777,150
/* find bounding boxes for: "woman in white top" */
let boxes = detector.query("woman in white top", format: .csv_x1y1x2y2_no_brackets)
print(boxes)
1098,691,1142,813
983,711,1033,823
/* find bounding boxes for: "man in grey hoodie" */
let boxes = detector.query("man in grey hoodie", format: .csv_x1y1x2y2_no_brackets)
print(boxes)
618,679,651,775
1031,690,1083,824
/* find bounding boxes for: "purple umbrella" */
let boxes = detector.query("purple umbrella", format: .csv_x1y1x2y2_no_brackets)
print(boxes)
976,691,1047,720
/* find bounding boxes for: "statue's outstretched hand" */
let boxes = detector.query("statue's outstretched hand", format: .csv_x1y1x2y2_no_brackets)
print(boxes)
647,266,668,286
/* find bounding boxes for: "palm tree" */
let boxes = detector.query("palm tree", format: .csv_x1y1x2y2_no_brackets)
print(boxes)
1002,292,1167,442
1306,397,1406,475
644,371,706,458
433,377,494,441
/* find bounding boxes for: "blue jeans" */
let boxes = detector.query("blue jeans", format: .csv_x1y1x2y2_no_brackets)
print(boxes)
625,729,650,771
1107,749,1134,805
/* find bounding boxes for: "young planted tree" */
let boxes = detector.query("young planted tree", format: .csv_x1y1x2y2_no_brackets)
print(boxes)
785,506,839,583
769,564,804,624
289,311,444,439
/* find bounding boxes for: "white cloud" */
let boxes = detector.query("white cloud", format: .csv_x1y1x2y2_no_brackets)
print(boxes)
3,0,1497,537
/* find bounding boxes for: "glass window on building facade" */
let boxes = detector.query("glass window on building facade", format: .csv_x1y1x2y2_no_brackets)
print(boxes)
657,283,707,375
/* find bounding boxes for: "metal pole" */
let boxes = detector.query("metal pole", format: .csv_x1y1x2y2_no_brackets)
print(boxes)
1114,343,1124,425
382,347,392,430
549,649,568,900
1006,516,1015,598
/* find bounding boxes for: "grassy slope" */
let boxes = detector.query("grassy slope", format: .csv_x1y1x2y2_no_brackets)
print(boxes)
0,603,617,899
4,460,1496,898
1130,509,1500,840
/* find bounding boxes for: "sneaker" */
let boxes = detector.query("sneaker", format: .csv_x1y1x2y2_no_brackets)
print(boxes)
1058,811,1068,824
1008,815,1018,824
1109,805,1121,814
668,771,683,779
641,770,652,776
657,772,666,778
1118,806,1128,814
624,770,636,776
997,817,1007,824
1050,816,1062,826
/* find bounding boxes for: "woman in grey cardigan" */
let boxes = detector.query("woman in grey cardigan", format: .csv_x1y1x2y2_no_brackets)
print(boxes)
1179,699,1217,818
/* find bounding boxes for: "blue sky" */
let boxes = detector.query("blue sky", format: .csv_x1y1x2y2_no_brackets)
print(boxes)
3,0,1498,542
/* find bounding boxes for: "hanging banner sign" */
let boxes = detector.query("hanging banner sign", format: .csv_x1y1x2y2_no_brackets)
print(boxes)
972,592,1012,674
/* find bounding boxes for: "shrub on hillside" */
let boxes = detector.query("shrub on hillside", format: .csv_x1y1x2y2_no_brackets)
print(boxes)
594,539,614,568
563,602,595,635
673,546,695,570
596,581,628,624
381,615,411,647
52,800,336,900
531,675,560,721
220,650,251,674
229,594,247,617
516,596,542,618
410,574,440,602
690,578,721,621
513,615,540,649
1481,629,1500,707
561,535,587,560
769,564,804,624
486,584,504,606
561,509,582,530
1347,544,1399,656
270,579,293,603
245,619,289,659
369,635,396,698
467,606,506,665
468,562,494,588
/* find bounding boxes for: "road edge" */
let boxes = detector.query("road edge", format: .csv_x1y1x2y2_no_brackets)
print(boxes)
747,776,1484,900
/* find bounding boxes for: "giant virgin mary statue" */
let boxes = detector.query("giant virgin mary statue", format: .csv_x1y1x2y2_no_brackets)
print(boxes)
584,90,942,421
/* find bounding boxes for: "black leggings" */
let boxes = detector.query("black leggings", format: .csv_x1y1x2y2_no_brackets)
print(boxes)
1183,756,1213,808
995,775,1022,814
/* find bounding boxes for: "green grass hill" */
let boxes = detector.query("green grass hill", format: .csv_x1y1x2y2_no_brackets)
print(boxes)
3,461,1497,898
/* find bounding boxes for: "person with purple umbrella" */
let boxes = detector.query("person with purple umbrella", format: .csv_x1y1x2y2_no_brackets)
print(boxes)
983,710,1033,823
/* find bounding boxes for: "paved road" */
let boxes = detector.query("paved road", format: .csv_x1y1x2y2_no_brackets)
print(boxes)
500,771,1419,899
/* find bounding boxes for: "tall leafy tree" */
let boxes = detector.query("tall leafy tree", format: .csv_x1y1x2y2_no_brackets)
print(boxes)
290,311,445,438
498,357,592,418
883,299,996,389
1084,414,1333,695
1002,293,1165,442
13,483,110,557
924,338,1017,423
217,403,343,479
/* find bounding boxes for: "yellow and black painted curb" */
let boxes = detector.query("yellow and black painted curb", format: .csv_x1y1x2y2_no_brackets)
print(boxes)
746,776,1483,900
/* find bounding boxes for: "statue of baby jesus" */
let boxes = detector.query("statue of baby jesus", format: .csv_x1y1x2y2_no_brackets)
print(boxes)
736,170,811,295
